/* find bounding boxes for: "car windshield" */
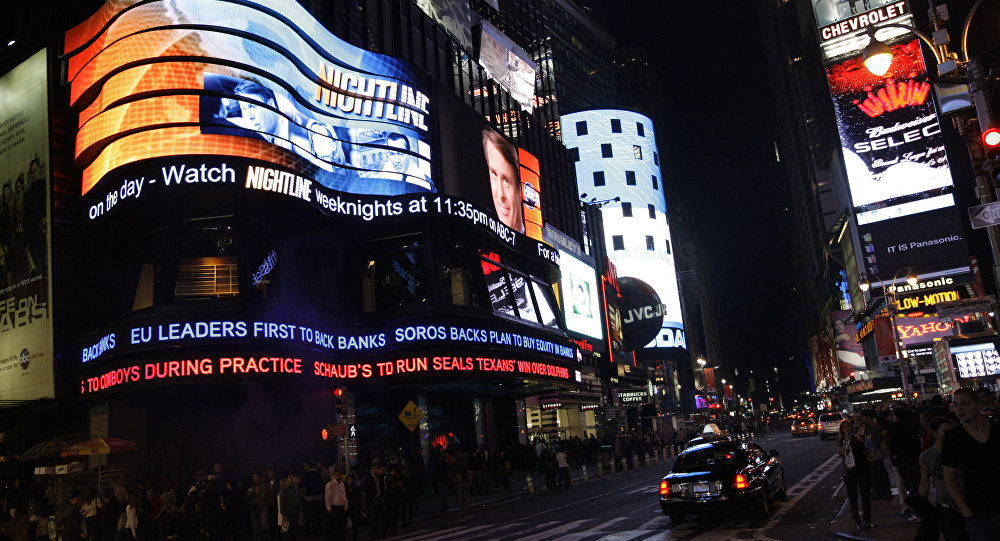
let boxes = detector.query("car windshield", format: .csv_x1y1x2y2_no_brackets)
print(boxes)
676,448,745,469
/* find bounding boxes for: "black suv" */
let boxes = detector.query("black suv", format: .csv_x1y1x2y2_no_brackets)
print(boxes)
659,439,786,524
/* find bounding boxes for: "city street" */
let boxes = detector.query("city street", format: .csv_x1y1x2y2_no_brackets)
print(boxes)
393,432,852,541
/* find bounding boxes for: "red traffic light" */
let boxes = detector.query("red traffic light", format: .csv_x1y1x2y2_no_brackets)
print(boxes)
334,388,345,397
321,428,329,440
983,127,1000,148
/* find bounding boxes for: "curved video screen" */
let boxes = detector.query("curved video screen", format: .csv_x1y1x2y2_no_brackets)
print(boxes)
65,0,433,198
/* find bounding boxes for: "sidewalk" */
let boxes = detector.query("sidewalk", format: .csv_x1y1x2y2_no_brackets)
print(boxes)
828,480,922,540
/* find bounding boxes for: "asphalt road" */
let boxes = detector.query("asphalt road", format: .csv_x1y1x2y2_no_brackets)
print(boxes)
390,431,848,541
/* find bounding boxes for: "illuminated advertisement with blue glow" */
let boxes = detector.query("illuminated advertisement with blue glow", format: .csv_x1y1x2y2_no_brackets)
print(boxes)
66,0,433,198
560,110,686,355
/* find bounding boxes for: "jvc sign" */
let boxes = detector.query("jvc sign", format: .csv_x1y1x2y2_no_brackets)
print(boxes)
969,202,1000,229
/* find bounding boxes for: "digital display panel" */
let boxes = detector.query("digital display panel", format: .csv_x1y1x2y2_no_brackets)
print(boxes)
478,21,537,110
561,110,685,355
825,39,970,278
437,89,545,242
557,251,604,341
827,39,953,225
895,316,954,346
950,342,1000,379
0,49,54,404
65,0,433,198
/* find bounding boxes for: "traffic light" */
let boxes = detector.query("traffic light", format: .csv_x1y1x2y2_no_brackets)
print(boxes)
849,371,856,383
983,127,1000,184
334,388,347,417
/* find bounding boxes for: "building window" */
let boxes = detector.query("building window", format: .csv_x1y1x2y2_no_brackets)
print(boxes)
610,119,622,133
646,235,655,251
665,239,672,254
612,235,624,250
601,143,613,158
174,216,239,301
637,122,645,136
625,170,636,185
648,204,656,219
633,145,642,160
652,175,658,190
593,171,605,186
361,235,429,312
569,147,580,162
621,202,632,217
576,121,588,136
653,151,659,165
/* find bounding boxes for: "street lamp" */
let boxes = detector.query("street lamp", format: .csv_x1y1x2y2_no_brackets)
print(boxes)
857,267,922,400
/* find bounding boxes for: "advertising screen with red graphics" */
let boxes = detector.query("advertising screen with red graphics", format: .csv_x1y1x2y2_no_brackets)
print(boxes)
825,39,969,279
65,0,433,201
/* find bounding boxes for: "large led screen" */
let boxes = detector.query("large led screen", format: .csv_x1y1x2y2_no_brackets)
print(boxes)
478,21,537,111
557,251,603,341
950,342,1000,379
826,39,969,278
827,40,953,225
437,88,544,242
65,0,434,198
0,49,54,403
561,109,685,355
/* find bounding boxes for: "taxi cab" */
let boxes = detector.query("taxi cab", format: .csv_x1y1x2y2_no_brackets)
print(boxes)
790,417,818,437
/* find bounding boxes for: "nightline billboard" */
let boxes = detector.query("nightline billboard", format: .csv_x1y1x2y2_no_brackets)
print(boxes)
65,0,434,199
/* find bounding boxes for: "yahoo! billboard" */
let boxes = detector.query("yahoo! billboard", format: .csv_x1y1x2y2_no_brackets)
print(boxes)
825,39,969,279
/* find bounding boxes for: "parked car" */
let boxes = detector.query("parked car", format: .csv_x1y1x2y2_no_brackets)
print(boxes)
818,412,845,440
659,439,786,524
790,417,818,437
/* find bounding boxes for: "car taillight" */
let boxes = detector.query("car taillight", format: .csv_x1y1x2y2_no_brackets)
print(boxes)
659,480,670,495
810,424,816,428
734,474,749,489
791,426,796,430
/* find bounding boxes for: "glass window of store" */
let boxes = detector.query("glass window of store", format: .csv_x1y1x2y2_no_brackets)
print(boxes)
361,234,429,312
174,216,239,301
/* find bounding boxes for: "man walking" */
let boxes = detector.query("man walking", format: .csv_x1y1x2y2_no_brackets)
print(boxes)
942,387,1000,541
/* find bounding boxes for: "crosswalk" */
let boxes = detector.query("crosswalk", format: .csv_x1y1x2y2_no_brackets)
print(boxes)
391,513,777,541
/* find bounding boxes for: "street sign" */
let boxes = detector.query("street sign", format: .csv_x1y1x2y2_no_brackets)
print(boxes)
968,201,1000,229
327,424,346,437
398,400,424,432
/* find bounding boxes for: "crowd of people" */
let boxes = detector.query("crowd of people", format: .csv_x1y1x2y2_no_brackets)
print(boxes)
837,387,1000,541
0,430,677,541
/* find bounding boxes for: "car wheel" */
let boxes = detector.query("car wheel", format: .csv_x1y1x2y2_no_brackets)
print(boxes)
757,487,771,518
669,513,685,525
775,470,787,500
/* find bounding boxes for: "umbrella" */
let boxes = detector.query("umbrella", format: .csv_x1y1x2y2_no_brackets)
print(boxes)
60,437,137,458
20,438,71,461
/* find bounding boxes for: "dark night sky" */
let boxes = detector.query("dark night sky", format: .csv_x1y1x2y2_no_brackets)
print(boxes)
603,2,807,395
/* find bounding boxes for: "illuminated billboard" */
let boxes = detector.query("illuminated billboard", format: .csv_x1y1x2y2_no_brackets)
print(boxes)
561,110,686,356
0,49,54,404
950,342,1000,379
437,89,545,243
831,309,864,375
65,0,434,198
557,251,603,341
813,1,909,42
825,38,970,279
478,21,537,110
416,0,473,53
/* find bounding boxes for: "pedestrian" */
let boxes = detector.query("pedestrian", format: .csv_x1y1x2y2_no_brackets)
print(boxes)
343,474,359,541
247,472,270,541
918,417,969,541
839,419,875,531
856,410,891,500
323,467,348,541
942,387,1000,541
277,472,303,541
431,452,451,512
364,464,387,536
886,406,922,510
555,447,571,490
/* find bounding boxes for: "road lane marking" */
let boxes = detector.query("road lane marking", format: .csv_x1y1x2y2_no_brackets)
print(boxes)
752,452,841,534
